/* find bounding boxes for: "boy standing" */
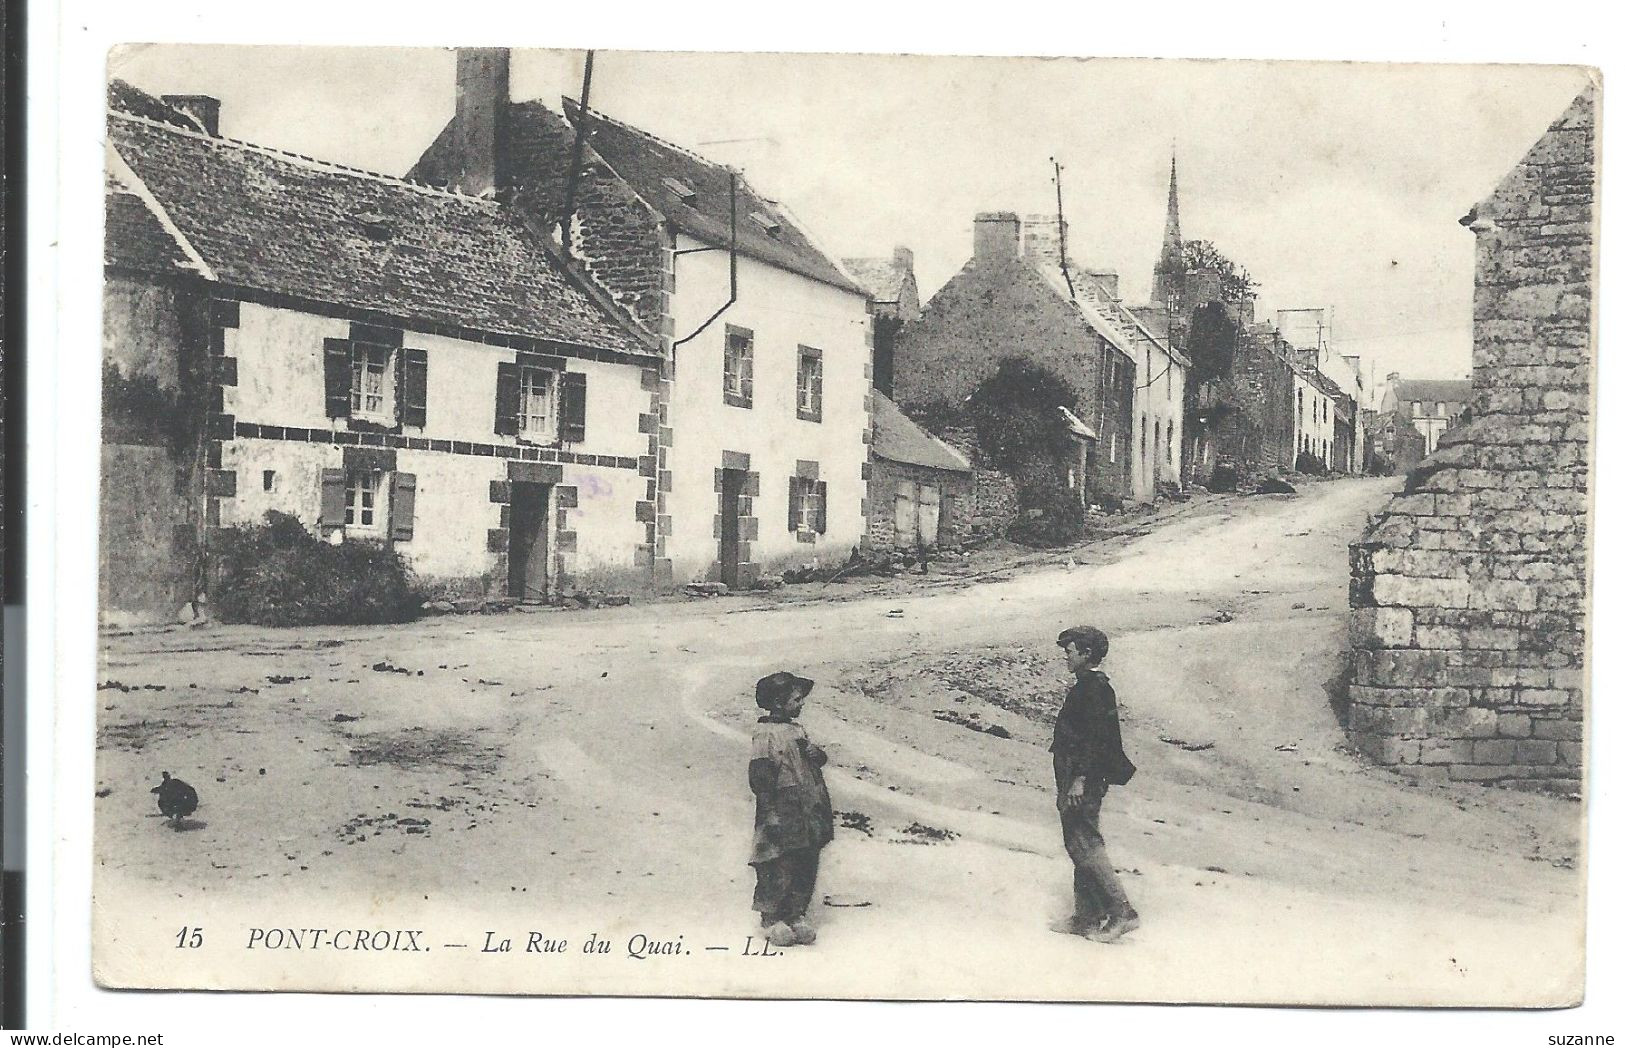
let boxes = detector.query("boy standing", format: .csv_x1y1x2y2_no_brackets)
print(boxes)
748,671,834,947
1049,625,1141,943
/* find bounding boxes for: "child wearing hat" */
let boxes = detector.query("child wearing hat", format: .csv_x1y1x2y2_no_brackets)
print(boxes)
748,671,834,947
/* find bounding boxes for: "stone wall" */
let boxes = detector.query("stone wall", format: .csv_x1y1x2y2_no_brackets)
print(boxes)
865,458,976,551
1345,87,1594,792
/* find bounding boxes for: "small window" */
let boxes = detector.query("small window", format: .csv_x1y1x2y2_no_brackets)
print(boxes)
1412,400,1423,415
262,470,276,492
724,328,754,408
793,478,824,532
350,345,392,420
796,347,823,422
518,367,559,442
1109,433,1117,463
345,471,384,531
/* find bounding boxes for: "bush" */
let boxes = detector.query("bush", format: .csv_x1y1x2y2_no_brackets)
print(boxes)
1006,489,1090,547
213,511,424,627
1294,451,1328,476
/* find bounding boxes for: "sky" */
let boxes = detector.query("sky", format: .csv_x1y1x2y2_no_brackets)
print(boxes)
108,46,1591,399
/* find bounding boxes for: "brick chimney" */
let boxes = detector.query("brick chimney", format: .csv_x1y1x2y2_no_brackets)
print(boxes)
973,212,1021,261
162,94,220,136
452,47,511,197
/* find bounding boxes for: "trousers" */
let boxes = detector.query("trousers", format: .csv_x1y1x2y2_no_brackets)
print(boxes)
752,847,822,925
1059,784,1136,925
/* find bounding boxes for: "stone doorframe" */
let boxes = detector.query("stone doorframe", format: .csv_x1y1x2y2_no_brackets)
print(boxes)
486,461,576,598
712,449,760,588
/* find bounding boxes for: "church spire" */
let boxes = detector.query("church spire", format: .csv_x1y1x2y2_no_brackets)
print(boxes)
1152,147,1184,311
1162,149,1182,258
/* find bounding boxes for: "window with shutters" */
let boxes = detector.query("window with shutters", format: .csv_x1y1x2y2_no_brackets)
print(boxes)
350,345,393,421
796,347,823,422
723,327,754,408
346,471,385,531
518,367,559,442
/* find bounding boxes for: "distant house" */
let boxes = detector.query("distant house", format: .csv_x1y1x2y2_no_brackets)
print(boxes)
891,212,1144,507
1380,375,1472,467
864,393,976,551
102,82,657,621
842,247,921,397
409,49,874,588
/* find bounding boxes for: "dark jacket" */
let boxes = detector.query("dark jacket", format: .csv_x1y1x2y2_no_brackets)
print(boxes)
748,717,834,865
1050,669,1136,791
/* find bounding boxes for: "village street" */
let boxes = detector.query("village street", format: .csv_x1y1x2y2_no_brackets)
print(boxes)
92,476,1581,1004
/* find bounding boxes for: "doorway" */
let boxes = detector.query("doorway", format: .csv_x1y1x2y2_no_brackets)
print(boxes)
507,481,551,601
718,467,745,588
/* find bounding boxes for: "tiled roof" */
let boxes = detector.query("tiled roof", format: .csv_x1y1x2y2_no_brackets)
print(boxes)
1393,378,1472,404
842,257,907,303
104,171,193,273
872,393,971,473
107,80,201,132
106,92,652,358
560,99,863,295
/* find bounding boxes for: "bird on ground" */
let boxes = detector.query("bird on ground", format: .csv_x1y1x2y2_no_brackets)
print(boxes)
151,771,199,828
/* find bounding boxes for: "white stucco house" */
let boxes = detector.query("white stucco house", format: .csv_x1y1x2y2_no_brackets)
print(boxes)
102,81,660,620
409,50,874,588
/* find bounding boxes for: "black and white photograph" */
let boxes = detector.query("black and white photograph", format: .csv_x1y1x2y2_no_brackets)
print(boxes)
84,43,1595,1005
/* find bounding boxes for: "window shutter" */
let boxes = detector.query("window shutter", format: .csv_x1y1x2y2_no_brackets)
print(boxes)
319,467,347,527
494,362,521,435
400,348,428,428
742,347,754,406
324,339,352,418
390,472,417,542
560,371,588,443
788,476,799,533
814,481,828,534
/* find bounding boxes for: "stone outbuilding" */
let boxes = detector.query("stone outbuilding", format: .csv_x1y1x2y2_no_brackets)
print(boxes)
1345,86,1595,792
864,393,979,551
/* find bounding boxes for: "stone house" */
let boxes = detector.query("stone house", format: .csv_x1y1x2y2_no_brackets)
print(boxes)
1380,374,1472,470
842,247,921,397
409,50,873,589
1185,319,1297,487
864,393,977,551
1346,86,1594,792
891,212,1141,507
101,83,659,622
1289,351,1340,471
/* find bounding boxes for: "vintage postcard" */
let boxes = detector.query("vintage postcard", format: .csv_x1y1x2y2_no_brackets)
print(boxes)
91,46,1595,1002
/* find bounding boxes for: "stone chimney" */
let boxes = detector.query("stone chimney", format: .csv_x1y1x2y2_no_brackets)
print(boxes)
452,47,511,197
162,94,220,136
892,245,915,273
1085,270,1120,299
973,212,1021,261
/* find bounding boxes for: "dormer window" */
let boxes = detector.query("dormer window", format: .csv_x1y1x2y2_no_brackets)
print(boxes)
749,211,782,237
662,177,698,205
354,212,396,241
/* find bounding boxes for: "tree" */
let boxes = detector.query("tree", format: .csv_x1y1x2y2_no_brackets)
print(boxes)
1181,239,1259,304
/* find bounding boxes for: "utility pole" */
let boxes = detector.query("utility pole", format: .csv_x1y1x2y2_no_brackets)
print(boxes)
560,49,596,260
1051,156,1076,299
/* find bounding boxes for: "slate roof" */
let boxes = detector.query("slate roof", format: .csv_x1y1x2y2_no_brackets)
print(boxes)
104,170,192,273
1393,378,1472,406
872,393,972,473
106,88,652,358
559,99,862,295
842,257,908,303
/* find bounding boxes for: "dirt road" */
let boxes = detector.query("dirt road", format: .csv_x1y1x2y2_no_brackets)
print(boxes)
93,477,1584,1003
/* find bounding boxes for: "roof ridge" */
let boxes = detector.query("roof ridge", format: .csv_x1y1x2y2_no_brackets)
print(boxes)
562,96,725,170
108,110,502,205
